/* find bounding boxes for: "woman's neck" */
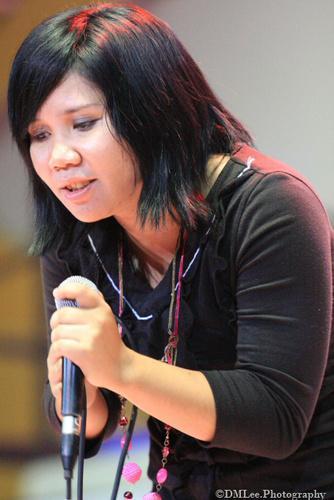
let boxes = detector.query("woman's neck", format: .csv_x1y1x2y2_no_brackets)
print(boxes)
116,211,181,287
115,153,229,287
202,153,230,198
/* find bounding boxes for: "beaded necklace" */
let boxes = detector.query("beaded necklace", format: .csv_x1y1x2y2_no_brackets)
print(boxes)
117,230,187,500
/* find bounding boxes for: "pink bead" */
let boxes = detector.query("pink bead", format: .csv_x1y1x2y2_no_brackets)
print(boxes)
162,446,170,458
156,467,168,484
120,434,132,450
143,493,162,500
119,416,128,427
122,462,142,484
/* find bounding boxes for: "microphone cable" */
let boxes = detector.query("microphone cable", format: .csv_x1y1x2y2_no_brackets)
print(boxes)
64,388,137,500
64,387,86,500
66,474,71,500
77,387,87,500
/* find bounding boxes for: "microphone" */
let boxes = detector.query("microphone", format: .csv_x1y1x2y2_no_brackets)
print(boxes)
54,275,98,480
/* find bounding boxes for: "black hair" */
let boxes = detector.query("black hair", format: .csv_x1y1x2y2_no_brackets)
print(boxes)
7,2,252,255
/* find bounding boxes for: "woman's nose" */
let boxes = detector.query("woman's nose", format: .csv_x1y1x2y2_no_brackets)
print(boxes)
48,142,81,170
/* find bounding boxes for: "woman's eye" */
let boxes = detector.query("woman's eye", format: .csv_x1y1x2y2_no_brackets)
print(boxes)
74,119,98,131
30,131,49,142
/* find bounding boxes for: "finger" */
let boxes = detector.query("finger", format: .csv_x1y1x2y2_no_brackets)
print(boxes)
50,324,89,344
51,381,63,400
47,357,63,384
53,283,103,309
48,338,85,368
47,353,62,379
47,348,61,373
50,306,93,330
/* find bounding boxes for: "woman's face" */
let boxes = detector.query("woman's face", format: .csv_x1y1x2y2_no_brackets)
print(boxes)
28,72,142,223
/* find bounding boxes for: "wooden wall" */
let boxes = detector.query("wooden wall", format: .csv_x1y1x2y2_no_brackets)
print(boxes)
0,240,57,498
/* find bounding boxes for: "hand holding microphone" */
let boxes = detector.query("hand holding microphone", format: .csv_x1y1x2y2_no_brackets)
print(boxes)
53,276,98,479
49,276,123,395
47,275,125,478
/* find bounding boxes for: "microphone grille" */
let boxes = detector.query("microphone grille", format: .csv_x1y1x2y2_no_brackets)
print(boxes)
55,275,97,310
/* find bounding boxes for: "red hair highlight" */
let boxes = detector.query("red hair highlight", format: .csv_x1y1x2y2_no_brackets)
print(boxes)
69,4,110,34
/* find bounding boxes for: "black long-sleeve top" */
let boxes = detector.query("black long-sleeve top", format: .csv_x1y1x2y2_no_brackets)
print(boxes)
42,145,334,497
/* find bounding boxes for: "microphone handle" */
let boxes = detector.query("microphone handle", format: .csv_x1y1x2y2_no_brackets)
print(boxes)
61,357,85,478
62,357,85,417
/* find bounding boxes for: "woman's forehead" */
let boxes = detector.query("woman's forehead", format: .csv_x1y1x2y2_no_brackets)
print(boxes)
32,73,104,121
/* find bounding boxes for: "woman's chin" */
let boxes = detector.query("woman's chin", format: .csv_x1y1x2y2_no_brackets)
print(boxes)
70,209,113,224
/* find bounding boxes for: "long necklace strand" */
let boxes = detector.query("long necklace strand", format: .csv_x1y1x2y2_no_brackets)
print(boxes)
117,235,142,499
118,232,187,500
154,232,186,498
118,234,130,446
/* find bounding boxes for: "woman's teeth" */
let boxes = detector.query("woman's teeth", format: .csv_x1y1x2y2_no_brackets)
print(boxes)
67,182,90,191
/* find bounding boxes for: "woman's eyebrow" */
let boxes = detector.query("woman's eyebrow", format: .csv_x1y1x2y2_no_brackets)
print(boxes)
29,102,104,126
61,102,103,114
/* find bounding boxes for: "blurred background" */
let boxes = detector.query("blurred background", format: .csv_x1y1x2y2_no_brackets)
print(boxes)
0,0,333,498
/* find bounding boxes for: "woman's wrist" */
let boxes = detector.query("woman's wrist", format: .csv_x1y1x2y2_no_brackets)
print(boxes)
113,344,138,395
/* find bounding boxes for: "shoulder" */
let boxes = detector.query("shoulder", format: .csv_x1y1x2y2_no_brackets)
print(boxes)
226,145,330,222
208,144,322,211
224,147,332,267
207,145,333,265
233,144,307,178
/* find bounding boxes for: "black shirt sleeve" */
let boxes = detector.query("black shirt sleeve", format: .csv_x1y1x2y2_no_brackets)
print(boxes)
201,172,333,459
41,249,121,458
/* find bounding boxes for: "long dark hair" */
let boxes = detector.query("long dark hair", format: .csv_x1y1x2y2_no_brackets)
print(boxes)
8,2,252,255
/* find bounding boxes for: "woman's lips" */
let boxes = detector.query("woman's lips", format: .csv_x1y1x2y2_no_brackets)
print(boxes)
61,179,96,201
